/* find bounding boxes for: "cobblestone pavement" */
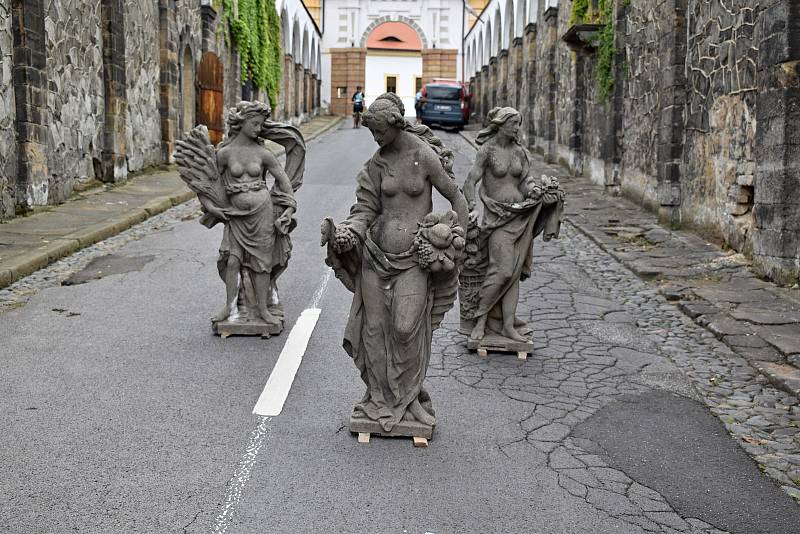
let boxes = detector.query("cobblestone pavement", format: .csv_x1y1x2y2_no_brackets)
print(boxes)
431,222,799,532
456,127,800,398
438,132,800,520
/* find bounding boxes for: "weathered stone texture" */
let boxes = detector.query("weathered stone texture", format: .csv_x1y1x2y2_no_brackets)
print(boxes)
44,0,104,202
532,7,558,159
124,0,162,172
620,0,670,208
553,5,577,171
681,0,759,252
0,4,17,218
580,53,614,188
175,1,202,134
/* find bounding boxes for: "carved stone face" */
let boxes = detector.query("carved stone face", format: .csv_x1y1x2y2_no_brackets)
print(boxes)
243,115,265,139
367,117,399,148
499,115,521,139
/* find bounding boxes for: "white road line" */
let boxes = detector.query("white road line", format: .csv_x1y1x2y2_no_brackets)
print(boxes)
212,416,271,534
252,307,321,416
212,269,332,532
252,267,331,416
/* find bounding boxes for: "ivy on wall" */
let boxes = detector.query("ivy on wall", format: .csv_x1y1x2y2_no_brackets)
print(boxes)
570,0,616,100
213,0,283,107
595,0,616,100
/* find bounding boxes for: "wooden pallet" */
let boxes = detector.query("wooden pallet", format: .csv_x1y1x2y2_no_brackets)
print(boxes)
467,332,533,361
212,318,284,338
350,413,433,447
356,433,428,448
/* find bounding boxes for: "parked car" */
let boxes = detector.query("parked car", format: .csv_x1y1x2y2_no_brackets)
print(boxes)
420,80,471,130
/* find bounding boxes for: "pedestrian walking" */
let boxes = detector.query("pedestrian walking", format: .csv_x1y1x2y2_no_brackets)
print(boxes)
352,87,365,128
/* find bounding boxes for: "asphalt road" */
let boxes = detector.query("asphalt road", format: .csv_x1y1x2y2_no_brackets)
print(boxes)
2,123,798,533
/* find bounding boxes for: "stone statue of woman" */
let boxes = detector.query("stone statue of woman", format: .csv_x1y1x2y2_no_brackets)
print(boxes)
322,92,468,443
175,101,305,336
460,106,564,347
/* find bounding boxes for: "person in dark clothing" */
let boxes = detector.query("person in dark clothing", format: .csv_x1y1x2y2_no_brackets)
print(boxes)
352,87,365,128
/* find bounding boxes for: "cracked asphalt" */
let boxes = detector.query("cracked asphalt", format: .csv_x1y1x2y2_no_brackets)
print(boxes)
1,125,798,533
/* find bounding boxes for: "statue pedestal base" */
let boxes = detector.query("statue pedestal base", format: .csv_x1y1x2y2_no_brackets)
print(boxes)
212,318,284,338
467,333,533,361
350,411,434,444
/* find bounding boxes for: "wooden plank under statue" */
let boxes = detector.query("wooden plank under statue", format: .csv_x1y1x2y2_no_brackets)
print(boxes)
321,93,469,447
174,101,305,338
458,106,566,361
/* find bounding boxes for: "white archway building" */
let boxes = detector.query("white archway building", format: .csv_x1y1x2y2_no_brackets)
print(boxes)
319,1,473,116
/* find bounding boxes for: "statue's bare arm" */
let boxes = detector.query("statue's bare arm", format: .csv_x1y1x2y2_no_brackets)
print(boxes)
264,150,294,196
516,147,531,194
463,146,488,211
425,151,469,232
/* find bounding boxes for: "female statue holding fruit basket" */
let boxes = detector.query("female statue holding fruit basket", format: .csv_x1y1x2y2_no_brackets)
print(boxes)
322,93,468,438
460,106,565,344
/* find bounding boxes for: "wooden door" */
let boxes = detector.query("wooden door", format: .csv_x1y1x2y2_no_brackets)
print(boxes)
198,52,224,145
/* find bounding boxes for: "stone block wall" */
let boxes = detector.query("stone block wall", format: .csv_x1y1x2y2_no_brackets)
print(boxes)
0,4,16,217
0,0,248,220
125,0,162,172
751,0,800,283
681,0,759,251
44,0,105,201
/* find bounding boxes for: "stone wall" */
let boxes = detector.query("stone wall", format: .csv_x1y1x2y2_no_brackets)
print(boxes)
44,0,105,201
0,1,257,220
468,0,799,282
125,0,161,172
0,3,16,217
620,0,671,210
681,0,759,252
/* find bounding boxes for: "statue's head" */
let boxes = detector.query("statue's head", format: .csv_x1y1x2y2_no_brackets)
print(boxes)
477,107,521,145
363,93,406,148
226,101,272,141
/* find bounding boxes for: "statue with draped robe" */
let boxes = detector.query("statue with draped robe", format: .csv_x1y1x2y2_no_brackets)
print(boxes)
322,93,468,443
175,101,305,337
460,107,564,355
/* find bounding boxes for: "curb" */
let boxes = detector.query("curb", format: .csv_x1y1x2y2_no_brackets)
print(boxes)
0,117,341,290
305,115,344,143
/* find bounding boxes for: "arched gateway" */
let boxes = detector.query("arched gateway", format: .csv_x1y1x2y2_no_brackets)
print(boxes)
364,21,423,115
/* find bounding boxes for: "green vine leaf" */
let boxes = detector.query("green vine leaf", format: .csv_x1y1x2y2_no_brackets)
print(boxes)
218,0,283,107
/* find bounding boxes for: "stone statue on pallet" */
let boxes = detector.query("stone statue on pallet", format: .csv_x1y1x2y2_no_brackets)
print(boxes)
321,93,468,446
460,107,565,360
175,101,305,337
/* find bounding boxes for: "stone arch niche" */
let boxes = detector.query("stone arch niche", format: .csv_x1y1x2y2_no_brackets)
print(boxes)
181,45,195,135
362,20,423,114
